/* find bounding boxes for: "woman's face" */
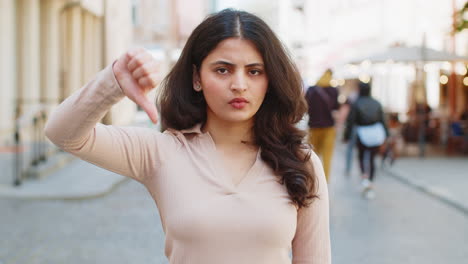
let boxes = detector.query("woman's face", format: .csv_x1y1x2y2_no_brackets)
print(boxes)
195,38,268,125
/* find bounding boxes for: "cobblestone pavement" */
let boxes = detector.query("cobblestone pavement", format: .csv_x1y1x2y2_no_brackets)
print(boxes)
1,143,468,264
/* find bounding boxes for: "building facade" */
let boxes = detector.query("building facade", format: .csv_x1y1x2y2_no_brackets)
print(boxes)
0,0,134,185
0,0,134,146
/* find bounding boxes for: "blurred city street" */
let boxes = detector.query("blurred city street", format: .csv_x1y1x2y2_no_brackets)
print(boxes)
1,0,468,263
328,143,468,264
1,141,467,264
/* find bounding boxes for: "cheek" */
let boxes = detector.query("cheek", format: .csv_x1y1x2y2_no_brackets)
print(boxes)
203,83,224,99
202,82,226,108
201,74,222,93
204,91,222,108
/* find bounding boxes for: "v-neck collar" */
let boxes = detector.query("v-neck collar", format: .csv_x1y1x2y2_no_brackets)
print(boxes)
175,123,264,192
204,131,263,192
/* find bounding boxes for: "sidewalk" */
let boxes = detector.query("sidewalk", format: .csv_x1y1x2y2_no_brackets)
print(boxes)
0,156,127,199
2,115,467,204
0,111,157,200
383,156,468,215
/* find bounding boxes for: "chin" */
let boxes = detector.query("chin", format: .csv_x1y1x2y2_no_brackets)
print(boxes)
221,112,255,123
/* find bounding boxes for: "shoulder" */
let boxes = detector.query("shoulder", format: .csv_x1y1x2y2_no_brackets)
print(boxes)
310,149,327,189
126,126,181,148
309,150,325,179
163,123,204,145
300,147,326,187
352,98,364,108
305,86,315,96
355,97,365,103
370,97,383,107
299,145,320,162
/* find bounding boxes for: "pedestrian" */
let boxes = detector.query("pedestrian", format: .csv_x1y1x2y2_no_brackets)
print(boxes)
343,81,388,199
45,9,331,264
305,69,339,182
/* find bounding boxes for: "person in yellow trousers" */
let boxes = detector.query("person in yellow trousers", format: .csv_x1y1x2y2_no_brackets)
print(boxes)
305,70,339,182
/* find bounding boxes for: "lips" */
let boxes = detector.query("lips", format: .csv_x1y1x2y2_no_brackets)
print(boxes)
229,98,248,104
229,97,249,109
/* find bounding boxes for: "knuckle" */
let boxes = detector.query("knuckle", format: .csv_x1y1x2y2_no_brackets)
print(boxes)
126,50,135,58
134,57,144,67
140,64,151,75
131,70,140,79
138,77,148,87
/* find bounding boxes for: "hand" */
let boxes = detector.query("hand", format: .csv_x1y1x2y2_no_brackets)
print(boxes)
113,47,160,124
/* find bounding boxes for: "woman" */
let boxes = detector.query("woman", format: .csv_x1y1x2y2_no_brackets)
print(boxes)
305,69,339,182
344,81,388,199
45,9,330,263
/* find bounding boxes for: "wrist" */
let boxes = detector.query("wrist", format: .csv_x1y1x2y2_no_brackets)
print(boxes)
112,59,123,78
110,60,126,94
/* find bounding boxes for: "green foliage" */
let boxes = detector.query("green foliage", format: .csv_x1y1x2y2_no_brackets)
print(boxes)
455,1,468,32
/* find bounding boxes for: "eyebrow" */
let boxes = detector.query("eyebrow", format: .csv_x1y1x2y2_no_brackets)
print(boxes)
210,60,264,67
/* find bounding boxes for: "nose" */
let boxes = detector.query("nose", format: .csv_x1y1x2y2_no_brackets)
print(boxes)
230,72,247,92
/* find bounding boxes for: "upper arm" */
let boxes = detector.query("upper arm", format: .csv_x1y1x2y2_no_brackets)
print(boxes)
292,151,331,264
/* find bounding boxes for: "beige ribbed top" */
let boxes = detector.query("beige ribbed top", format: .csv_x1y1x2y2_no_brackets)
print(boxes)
44,64,331,264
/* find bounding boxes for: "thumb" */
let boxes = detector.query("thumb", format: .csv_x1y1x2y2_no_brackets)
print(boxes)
138,96,159,124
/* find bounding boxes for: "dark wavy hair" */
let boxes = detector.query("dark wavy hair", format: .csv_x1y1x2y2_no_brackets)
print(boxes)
157,9,318,208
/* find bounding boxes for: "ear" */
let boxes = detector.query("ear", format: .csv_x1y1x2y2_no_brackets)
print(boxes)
192,64,201,89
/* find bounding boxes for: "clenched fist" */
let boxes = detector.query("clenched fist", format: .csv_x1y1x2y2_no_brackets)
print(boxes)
113,47,160,124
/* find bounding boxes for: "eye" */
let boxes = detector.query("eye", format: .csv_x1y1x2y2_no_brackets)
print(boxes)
249,69,263,76
216,68,229,74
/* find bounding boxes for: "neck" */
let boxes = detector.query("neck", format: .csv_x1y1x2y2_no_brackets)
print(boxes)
202,116,255,148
